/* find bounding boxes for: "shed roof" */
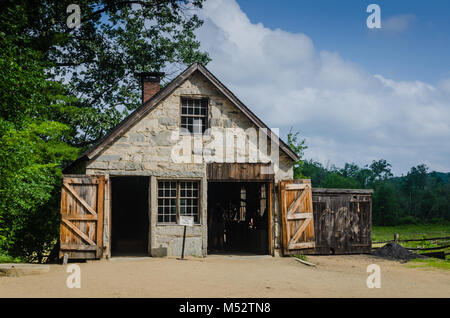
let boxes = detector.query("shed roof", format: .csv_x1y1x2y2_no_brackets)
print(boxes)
65,63,299,170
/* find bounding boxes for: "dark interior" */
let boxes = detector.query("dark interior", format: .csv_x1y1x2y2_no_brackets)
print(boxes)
207,182,269,254
111,176,149,256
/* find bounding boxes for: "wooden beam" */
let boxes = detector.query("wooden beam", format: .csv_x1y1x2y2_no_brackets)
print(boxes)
62,215,97,221
312,188,374,195
289,218,311,246
294,257,316,267
285,183,309,190
96,176,104,258
287,213,313,220
268,182,273,256
280,181,289,255
61,218,96,246
289,242,316,249
60,244,98,251
207,163,274,181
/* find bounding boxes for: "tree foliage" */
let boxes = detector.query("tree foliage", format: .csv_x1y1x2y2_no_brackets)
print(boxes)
0,9,79,261
7,0,210,148
286,128,307,179
0,0,209,261
288,131,450,226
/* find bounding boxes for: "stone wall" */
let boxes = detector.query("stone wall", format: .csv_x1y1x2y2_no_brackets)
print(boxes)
85,70,294,257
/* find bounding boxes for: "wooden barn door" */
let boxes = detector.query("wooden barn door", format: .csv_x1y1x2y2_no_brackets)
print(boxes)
280,179,315,254
60,175,105,260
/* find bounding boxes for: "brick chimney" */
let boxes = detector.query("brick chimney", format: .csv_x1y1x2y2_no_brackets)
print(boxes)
138,72,164,103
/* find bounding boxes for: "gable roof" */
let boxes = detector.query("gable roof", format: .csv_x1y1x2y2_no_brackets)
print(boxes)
69,63,299,168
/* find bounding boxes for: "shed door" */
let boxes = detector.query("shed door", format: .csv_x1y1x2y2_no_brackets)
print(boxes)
60,175,105,259
280,179,315,254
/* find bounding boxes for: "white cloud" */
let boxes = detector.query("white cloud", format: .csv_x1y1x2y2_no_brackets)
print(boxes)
382,14,416,32
195,0,450,174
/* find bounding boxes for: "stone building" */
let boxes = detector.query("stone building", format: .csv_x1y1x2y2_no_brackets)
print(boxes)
60,63,373,260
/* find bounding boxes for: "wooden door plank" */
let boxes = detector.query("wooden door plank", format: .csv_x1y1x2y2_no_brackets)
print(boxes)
280,181,289,254
268,182,273,255
287,185,311,216
60,244,98,251
290,218,311,244
96,176,104,258
62,215,97,221
63,183,97,216
287,213,313,220
285,183,309,190
62,216,96,246
289,242,315,249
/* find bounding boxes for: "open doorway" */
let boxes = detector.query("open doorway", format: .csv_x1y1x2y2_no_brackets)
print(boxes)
111,176,149,256
208,182,269,254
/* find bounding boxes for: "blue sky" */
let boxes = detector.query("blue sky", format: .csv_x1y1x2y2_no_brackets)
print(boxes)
237,0,450,83
195,0,450,175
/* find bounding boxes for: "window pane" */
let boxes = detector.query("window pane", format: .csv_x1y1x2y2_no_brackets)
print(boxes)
180,98,208,134
157,180,177,223
158,180,200,224
179,181,200,222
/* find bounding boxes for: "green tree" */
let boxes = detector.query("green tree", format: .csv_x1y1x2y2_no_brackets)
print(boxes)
8,0,210,148
372,182,400,225
1,0,209,261
321,173,361,189
287,128,308,179
400,164,429,218
368,159,393,185
0,9,79,260
338,163,372,188
301,160,328,187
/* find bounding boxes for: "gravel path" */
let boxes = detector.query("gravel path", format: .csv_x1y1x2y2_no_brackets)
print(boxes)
0,254,449,298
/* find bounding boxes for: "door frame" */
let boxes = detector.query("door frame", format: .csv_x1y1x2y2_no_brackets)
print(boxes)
206,180,274,255
108,175,151,257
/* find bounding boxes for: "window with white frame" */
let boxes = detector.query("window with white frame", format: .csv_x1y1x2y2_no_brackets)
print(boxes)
158,180,200,223
180,97,208,134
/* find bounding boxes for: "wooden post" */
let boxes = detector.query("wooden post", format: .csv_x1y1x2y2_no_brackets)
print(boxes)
268,182,273,256
62,253,69,265
180,226,187,260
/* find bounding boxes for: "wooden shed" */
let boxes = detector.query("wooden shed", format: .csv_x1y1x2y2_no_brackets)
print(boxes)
279,179,373,256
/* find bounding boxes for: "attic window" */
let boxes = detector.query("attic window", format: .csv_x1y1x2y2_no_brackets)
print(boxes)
181,97,208,134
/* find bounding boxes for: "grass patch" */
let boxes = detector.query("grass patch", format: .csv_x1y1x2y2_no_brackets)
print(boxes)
372,223,450,242
294,254,308,261
0,253,21,263
372,224,450,251
407,258,450,271
373,224,450,269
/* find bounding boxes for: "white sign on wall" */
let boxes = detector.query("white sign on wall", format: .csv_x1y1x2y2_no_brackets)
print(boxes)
179,216,194,227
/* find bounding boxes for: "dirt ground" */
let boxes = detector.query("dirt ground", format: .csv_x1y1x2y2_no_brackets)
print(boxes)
0,254,449,298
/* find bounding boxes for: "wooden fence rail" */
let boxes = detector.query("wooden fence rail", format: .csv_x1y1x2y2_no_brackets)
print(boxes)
371,245,450,251
373,236,450,244
405,244,450,251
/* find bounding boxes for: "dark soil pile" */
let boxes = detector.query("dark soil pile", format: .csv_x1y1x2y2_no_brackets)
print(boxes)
373,242,426,261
